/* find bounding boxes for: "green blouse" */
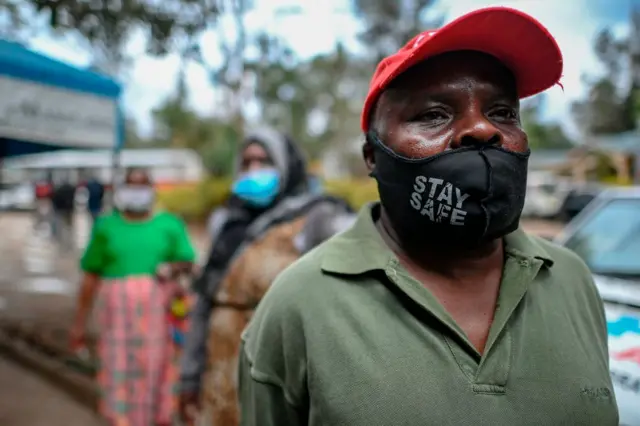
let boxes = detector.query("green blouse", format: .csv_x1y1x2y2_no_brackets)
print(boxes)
80,211,196,279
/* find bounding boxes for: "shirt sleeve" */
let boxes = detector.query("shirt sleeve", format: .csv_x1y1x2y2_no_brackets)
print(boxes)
80,218,107,274
585,270,612,367
169,215,196,263
237,341,305,426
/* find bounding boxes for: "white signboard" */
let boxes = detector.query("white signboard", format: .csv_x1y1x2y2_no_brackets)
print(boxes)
0,75,117,149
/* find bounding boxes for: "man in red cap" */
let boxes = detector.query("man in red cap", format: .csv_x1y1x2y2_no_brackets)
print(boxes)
237,7,619,425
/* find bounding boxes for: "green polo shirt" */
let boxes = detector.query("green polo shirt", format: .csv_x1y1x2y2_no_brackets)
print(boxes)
238,203,618,426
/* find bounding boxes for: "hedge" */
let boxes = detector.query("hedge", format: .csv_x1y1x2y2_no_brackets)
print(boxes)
156,178,379,222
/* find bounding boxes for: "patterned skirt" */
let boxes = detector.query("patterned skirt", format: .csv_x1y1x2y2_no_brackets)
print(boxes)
96,275,187,426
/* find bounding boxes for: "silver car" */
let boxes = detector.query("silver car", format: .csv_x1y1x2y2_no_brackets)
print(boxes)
555,187,640,426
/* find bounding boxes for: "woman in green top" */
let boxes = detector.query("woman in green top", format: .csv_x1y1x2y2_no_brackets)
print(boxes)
70,168,196,426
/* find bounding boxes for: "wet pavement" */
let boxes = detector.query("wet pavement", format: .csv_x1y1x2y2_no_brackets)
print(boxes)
0,356,101,425
0,210,209,328
0,211,85,331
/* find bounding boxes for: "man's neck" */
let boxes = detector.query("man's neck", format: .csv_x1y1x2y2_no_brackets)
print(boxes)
376,207,504,280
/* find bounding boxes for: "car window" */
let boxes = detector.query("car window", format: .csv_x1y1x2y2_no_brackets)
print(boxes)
564,198,640,276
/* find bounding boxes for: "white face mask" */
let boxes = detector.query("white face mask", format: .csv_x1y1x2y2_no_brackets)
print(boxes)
115,185,155,212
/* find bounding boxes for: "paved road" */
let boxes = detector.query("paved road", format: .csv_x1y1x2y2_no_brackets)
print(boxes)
0,356,101,426
0,212,80,332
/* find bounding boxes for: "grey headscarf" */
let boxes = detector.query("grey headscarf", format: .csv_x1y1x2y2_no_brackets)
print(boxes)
237,126,309,200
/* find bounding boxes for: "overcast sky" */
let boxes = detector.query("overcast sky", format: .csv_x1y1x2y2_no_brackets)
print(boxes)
27,0,640,138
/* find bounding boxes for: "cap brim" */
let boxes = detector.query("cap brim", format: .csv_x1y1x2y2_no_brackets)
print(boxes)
360,7,563,132
404,7,562,98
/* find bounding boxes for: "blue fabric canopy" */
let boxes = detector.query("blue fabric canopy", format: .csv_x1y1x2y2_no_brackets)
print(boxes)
0,40,123,158
0,40,121,98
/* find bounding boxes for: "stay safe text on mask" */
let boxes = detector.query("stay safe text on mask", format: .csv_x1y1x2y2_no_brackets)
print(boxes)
409,176,470,226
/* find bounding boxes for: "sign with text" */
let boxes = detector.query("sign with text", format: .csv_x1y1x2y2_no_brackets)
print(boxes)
606,306,640,425
0,75,117,149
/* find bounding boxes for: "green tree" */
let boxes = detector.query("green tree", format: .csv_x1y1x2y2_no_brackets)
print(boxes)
351,0,443,63
0,0,236,73
521,95,574,150
572,8,640,135
150,70,238,175
247,1,443,165
123,116,147,148
250,41,369,160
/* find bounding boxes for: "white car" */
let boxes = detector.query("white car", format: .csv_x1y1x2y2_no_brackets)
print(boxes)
523,171,572,219
0,183,36,210
555,187,640,426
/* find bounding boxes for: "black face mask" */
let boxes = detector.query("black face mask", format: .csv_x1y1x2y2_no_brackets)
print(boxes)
367,132,530,249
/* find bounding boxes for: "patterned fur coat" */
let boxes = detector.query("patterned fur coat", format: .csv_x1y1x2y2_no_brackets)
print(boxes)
201,203,355,425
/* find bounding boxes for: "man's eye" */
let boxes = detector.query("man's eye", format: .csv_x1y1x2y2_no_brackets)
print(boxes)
417,110,448,121
491,107,518,120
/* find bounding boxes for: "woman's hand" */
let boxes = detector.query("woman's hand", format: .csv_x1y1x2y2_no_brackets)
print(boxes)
68,321,86,351
156,263,173,282
70,273,100,351
156,262,195,281
178,391,201,425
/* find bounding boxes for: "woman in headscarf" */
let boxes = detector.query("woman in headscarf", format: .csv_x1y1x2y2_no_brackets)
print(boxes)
69,168,197,426
178,128,355,425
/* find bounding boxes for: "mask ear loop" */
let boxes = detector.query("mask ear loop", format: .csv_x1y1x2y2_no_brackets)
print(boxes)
365,131,380,178
478,149,493,237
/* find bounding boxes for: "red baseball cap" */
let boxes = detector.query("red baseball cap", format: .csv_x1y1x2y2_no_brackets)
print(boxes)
361,7,563,131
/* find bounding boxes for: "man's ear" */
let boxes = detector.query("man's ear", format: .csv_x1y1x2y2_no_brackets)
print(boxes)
362,140,375,175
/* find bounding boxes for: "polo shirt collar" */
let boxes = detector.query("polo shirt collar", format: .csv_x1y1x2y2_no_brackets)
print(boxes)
503,227,555,267
321,202,554,275
321,203,393,275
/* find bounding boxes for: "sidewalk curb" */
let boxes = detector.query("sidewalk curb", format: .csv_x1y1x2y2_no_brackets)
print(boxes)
0,329,98,411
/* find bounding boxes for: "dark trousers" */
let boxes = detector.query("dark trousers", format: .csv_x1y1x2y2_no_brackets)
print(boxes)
89,209,101,226
53,209,74,249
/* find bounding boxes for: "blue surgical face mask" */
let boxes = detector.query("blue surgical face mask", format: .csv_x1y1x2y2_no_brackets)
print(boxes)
231,168,281,208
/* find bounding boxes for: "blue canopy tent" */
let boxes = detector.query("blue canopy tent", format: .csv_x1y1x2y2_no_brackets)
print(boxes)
0,40,124,159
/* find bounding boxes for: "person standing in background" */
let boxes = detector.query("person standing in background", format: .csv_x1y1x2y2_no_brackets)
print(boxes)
85,174,105,224
51,176,76,249
33,170,54,232
69,168,197,426
178,127,355,426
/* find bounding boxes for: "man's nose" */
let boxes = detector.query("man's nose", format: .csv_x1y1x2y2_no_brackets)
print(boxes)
451,113,502,149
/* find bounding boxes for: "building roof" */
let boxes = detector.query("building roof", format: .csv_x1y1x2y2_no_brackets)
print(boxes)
3,149,203,170
0,39,121,98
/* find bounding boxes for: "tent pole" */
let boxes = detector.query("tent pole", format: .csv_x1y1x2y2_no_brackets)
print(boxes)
110,102,125,211
110,149,121,210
